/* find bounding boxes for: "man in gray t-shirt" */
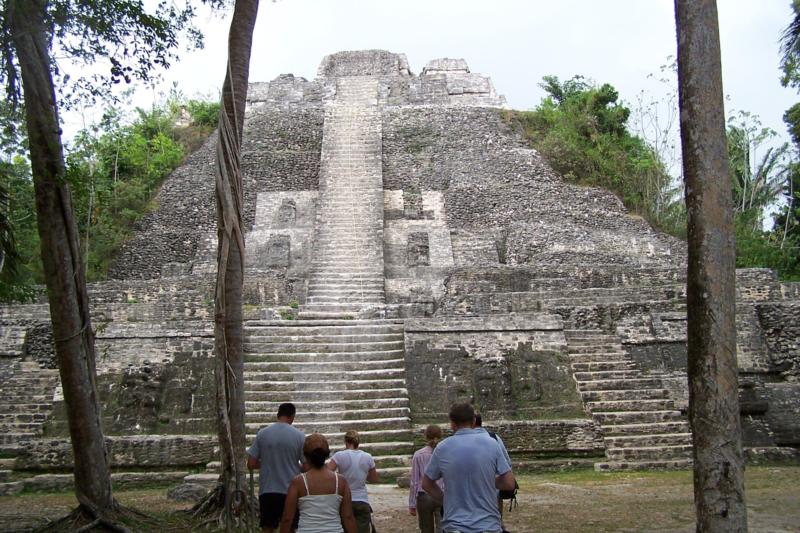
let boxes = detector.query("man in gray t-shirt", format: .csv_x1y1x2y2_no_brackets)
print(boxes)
247,402,305,533
422,403,515,533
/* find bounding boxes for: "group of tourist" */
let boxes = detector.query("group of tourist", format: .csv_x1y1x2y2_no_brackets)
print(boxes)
247,401,515,533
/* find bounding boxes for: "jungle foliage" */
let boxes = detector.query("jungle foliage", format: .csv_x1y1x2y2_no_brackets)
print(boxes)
513,74,799,280
0,91,220,300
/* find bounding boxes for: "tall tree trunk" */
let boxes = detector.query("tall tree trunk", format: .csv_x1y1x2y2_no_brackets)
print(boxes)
674,1,748,532
10,0,114,515
213,0,260,523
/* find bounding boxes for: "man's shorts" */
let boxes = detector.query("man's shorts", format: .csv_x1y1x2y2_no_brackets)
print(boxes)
259,492,299,529
351,501,373,533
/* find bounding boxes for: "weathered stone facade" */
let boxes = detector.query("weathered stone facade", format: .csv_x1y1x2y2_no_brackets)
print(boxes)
1,50,798,485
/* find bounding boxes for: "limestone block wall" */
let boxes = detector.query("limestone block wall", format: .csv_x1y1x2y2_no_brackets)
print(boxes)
14,435,216,471
381,106,685,272
404,314,584,422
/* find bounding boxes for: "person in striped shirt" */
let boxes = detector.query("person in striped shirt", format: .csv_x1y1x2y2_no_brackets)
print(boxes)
408,424,444,533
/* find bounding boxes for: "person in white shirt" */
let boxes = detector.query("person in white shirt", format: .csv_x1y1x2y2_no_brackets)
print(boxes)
328,430,379,533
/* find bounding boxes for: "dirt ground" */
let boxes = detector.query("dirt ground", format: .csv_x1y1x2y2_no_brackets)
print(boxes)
1,467,798,532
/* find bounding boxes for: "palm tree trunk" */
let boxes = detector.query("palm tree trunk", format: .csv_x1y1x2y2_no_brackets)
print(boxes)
674,1,748,531
10,0,114,514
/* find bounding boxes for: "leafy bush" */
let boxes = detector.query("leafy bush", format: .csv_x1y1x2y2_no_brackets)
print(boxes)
513,75,683,236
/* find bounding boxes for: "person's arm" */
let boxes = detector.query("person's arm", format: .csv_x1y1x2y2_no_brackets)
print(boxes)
496,434,512,467
496,470,516,491
366,466,379,483
279,477,301,533
421,474,443,505
339,476,357,533
247,454,260,471
327,458,338,471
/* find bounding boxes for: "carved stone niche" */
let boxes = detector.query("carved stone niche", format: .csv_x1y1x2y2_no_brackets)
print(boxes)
275,198,297,227
266,235,291,267
407,232,430,267
403,190,422,219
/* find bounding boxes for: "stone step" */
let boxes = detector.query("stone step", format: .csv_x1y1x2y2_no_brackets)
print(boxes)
601,421,690,436
298,306,380,316
245,378,406,393
568,353,628,364
244,359,405,372
571,361,635,372
245,319,400,328
244,340,403,353
0,422,43,431
244,350,405,363
0,432,37,445
305,273,384,281
573,370,643,381
308,283,385,291
297,311,370,320
245,333,402,344
568,344,623,354
577,378,665,391
594,458,693,472
0,413,48,423
245,324,402,335
246,407,410,423
306,295,385,304
580,389,672,402
245,388,408,402
605,433,693,449
0,403,53,414
243,368,405,382
606,445,694,462
594,410,683,425
585,399,676,412
247,416,410,434
245,397,409,412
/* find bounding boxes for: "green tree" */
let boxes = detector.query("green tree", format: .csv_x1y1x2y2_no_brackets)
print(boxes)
515,75,683,235
1,0,224,526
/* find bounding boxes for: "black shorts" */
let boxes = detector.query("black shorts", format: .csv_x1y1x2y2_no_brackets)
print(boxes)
259,492,299,529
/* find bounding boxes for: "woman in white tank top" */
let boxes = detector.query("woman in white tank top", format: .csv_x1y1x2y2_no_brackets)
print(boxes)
280,433,357,533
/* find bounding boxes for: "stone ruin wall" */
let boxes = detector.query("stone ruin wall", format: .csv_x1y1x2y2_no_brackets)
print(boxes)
1,50,799,474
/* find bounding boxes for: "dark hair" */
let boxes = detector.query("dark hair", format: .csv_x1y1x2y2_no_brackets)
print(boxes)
474,413,483,427
304,433,330,469
449,402,475,426
424,425,442,448
277,403,296,419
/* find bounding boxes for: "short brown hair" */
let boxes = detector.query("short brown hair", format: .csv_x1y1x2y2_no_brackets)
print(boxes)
449,402,475,426
344,430,360,448
424,425,443,448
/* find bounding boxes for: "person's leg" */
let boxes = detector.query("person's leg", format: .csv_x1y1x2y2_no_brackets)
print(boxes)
260,492,286,533
416,492,436,533
433,500,443,533
351,501,372,533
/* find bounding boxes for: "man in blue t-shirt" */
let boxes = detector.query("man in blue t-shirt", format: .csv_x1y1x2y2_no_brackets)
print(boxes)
247,402,306,533
422,403,516,533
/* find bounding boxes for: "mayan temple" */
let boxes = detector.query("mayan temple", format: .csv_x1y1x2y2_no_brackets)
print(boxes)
1,50,798,493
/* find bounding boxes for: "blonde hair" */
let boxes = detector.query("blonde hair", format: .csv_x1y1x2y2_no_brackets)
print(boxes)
424,425,443,449
344,430,360,448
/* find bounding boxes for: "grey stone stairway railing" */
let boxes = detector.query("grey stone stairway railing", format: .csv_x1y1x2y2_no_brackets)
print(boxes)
565,329,693,471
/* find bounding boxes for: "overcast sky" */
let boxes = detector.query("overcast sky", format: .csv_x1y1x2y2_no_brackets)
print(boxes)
89,1,798,152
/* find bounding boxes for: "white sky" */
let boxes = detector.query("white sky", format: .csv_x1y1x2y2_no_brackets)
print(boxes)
72,1,799,155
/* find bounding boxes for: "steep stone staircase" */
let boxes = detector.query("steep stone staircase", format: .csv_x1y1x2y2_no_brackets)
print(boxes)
0,360,59,457
565,329,693,471
300,76,385,320
231,77,413,483
241,319,413,480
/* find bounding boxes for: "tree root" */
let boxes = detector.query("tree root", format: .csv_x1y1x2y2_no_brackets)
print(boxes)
34,501,155,533
188,482,258,531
